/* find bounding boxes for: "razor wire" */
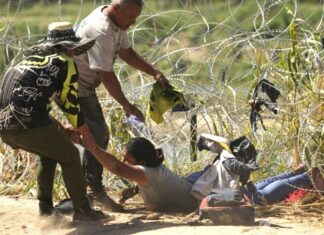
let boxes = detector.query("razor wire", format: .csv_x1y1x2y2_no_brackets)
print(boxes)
0,0,323,195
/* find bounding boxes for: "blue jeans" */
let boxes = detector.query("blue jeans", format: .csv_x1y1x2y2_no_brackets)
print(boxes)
186,165,212,184
247,171,311,204
187,171,204,184
79,96,109,191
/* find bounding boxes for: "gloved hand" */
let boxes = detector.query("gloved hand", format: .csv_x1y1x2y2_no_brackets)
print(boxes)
246,161,259,171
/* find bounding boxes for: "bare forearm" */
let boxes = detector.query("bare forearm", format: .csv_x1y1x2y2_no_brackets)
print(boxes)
119,48,158,76
90,146,122,175
80,122,147,185
119,48,169,90
89,146,147,186
100,71,145,121
101,71,131,108
79,122,127,175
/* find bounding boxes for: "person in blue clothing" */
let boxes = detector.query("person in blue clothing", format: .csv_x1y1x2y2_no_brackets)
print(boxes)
243,166,322,205
0,21,105,222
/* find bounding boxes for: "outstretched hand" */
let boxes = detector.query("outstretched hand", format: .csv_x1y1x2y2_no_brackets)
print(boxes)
123,103,145,122
246,161,259,171
154,72,169,90
64,125,81,144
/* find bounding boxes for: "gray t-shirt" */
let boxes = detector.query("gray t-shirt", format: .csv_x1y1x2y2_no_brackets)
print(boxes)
138,164,198,212
74,5,130,97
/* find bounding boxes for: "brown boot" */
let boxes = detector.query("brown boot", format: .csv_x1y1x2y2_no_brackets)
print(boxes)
88,187,124,212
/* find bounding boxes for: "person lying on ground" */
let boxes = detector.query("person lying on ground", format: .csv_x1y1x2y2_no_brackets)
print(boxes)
80,137,258,212
0,21,106,222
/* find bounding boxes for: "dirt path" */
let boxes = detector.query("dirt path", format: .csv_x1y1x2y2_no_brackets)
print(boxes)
0,196,323,235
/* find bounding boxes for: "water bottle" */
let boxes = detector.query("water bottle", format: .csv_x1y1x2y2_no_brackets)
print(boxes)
126,115,152,138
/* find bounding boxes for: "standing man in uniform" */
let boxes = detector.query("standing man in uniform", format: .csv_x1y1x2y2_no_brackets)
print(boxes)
74,0,169,211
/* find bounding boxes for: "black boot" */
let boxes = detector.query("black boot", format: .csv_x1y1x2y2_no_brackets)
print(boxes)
73,203,106,222
39,198,54,216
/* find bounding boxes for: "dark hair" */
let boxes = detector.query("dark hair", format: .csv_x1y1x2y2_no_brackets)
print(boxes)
113,0,144,8
125,137,164,167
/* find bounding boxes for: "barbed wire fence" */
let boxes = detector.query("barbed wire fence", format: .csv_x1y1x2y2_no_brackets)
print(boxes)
0,0,323,197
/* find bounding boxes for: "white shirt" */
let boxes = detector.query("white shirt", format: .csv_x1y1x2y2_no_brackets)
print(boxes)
138,164,198,212
74,5,130,97
191,150,240,200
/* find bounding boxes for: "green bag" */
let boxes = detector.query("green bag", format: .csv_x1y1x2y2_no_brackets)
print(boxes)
148,83,187,124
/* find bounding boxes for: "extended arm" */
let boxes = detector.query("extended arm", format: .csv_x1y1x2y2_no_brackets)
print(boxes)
78,122,148,186
100,71,144,121
118,47,168,89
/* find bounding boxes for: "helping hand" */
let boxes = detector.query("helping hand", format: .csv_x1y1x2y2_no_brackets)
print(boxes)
64,125,81,145
246,161,259,171
123,103,145,122
154,72,169,90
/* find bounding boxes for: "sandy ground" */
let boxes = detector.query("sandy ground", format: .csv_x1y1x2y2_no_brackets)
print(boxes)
0,195,324,235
